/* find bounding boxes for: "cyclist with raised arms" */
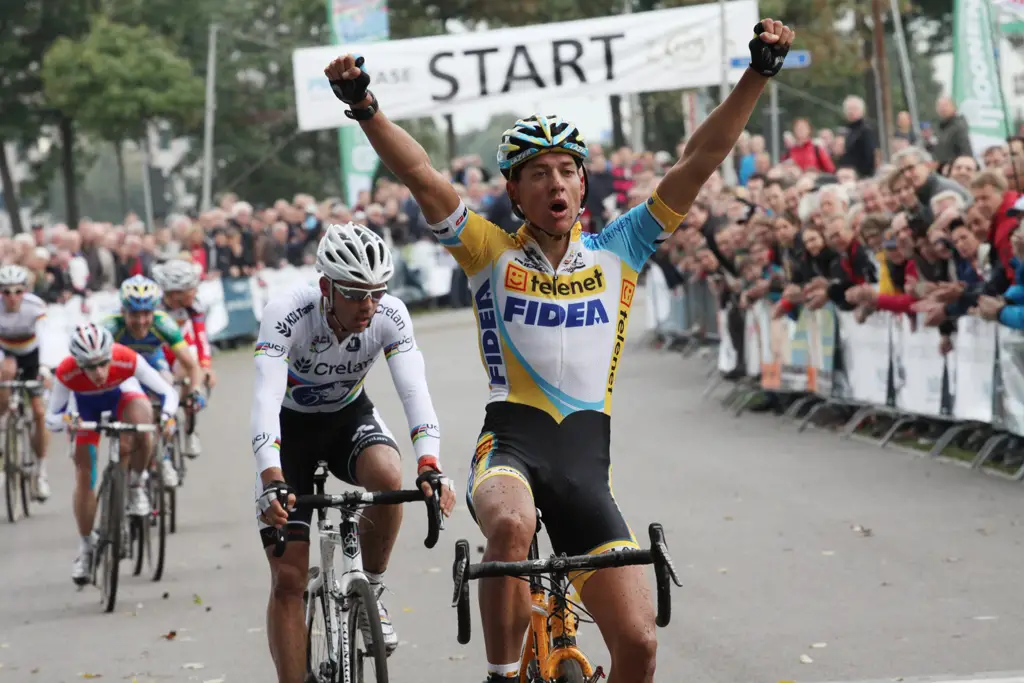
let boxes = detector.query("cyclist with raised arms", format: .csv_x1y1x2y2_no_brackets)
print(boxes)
251,222,456,683
0,265,52,501
45,323,179,585
324,18,794,683
105,275,205,488
153,259,215,458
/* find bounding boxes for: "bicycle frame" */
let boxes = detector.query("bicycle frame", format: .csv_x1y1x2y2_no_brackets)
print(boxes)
520,534,595,682
305,462,369,683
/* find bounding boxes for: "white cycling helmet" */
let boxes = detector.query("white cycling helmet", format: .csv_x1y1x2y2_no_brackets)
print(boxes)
316,222,394,285
0,264,29,288
69,323,114,365
153,259,201,292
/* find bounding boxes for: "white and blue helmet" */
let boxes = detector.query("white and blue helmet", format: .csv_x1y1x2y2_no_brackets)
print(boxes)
497,114,588,180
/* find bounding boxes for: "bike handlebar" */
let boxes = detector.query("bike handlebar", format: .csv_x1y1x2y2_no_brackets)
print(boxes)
73,420,158,434
271,487,442,558
451,523,682,643
0,380,43,389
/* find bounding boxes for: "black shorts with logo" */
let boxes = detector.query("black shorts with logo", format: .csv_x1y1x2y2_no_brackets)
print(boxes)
257,391,399,547
465,402,637,591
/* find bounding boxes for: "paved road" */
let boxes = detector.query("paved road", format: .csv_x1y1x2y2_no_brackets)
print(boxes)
2,302,1024,683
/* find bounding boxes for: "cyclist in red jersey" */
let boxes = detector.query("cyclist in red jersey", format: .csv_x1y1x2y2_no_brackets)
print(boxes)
45,323,179,586
154,259,214,457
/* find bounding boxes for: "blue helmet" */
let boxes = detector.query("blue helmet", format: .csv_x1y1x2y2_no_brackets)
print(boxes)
120,275,162,312
497,114,588,180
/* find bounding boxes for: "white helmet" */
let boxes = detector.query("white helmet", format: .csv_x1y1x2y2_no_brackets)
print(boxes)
0,264,29,288
316,222,394,285
69,323,114,365
153,259,200,292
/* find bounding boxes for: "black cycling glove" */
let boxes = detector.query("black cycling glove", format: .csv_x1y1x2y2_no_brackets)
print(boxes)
329,56,371,105
748,22,789,77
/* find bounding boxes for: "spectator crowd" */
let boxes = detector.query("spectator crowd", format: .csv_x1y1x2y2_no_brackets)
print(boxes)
8,93,1024,351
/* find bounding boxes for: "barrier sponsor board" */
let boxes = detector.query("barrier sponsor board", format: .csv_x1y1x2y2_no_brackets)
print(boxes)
292,0,759,131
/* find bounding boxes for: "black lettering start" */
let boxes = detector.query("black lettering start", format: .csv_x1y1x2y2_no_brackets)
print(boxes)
429,52,459,101
501,44,544,92
552,39,586,86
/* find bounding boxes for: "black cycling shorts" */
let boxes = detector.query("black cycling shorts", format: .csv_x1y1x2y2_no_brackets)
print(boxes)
7,348,43,397
465,402,638,593
257,391,399,547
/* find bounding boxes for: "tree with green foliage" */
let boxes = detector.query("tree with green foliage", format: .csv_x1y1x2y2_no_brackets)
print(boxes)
41,17,203,217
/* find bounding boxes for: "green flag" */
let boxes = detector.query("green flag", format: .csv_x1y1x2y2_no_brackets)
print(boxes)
953,0,1012,152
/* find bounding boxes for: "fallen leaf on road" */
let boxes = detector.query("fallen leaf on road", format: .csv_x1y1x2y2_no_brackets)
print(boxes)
976,528,989,536
136,603,144,609
192,594,203,605
162,631,177,641
183,662,205,670
476,545,485,554
78,674,102,679
0,643,8,648
851,525,872,537
162,592,169,600
448,655,466,661
724,516,734,521
972,615,998,621
203,678,226,683
811,642,827,649
799,654,813,664
943,557,962,563
427,567,440,573
821,551,835,556
31,668,39,674
718,568,728,574
247,627,263,633
205,607,212,613
402,607,413,613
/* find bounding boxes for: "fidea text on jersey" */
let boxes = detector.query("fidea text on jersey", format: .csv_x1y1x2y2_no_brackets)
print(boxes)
504,296,609,327
474,279,507,387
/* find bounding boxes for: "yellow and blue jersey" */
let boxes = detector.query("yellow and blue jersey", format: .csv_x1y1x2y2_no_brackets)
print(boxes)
428,192,685,423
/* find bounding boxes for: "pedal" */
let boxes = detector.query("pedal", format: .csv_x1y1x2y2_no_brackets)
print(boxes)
586,666,606,683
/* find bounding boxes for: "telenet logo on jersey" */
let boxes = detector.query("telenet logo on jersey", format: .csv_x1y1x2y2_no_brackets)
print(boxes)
504,263,607,298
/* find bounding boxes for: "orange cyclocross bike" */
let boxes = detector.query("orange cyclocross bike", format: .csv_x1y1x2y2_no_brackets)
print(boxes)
452,511,681,683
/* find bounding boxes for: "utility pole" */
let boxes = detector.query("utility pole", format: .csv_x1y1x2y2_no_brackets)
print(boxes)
870,0,893,161
200,22,219,212
719,0,737,184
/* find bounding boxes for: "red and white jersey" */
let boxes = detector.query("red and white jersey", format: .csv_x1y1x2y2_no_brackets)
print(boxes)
162,300,212,369
45,343,180,429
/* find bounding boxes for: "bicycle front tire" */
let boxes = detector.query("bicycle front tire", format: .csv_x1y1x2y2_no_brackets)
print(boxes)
19,417,33,517
307,583,340,683
557,660,586,683
347,578,388,683
3,421,19,523
97,466,125,613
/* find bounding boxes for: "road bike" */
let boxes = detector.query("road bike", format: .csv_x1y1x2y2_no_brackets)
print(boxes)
0,375,43,523
271,460,443,683
71,412,158,613
452,513,681,683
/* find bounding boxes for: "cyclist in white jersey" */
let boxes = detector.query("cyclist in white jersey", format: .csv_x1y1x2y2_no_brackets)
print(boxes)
252,222,455,683
0,265,51,500
324,19,795,683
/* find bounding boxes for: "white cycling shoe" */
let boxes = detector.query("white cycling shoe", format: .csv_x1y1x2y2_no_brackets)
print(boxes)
128,474,152,517
185,433,201,459
34,469,51,502
160,457,179,488
359,583,398,655
72,536,94,587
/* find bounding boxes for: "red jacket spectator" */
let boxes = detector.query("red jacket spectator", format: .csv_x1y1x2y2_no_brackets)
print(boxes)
783,141,835,173
988,191,1021,283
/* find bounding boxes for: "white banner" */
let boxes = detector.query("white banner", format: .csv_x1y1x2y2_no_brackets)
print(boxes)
292,0,760,131
894,314,948,418
839,310,891,406
952,316,997,423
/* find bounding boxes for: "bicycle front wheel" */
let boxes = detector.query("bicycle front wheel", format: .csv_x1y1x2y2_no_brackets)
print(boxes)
96,466,125,613
3,421,20,523
307,582,341,683
19,418,33,517
347,578,388,683
557,660,586,683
